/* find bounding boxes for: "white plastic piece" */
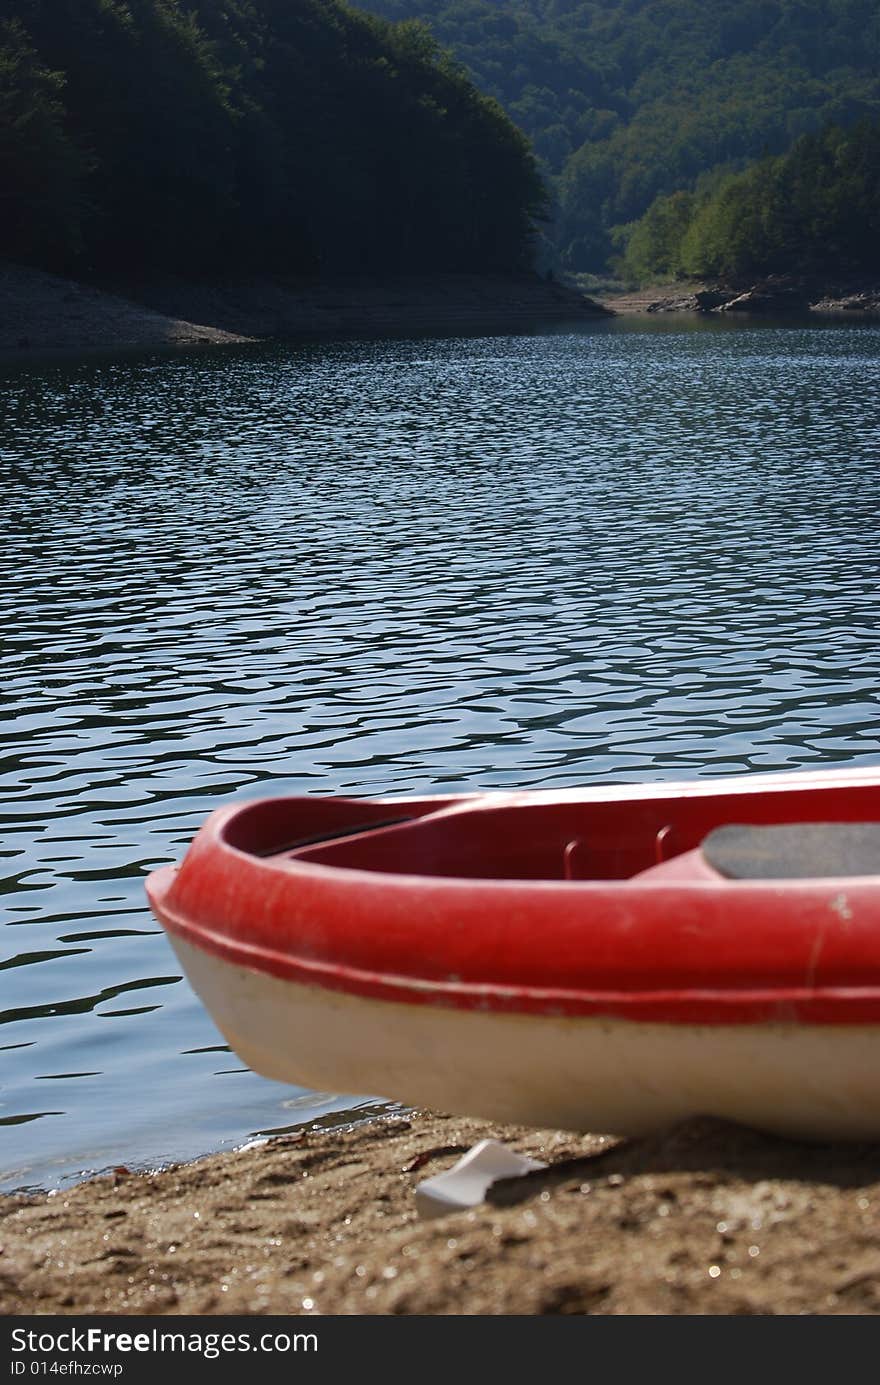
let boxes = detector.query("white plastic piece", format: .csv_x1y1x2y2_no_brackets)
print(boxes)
415,1138,548,1219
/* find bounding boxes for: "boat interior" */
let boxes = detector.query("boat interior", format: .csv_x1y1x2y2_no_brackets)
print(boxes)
220,779,880,882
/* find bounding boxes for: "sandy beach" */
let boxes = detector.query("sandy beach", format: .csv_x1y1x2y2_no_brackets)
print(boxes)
3,1109,880,1315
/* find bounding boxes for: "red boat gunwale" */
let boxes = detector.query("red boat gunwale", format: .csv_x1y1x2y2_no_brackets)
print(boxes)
145,768,880,1027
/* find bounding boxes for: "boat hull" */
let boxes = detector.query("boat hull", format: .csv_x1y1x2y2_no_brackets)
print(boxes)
147,767,880,1140
170,934,880,1141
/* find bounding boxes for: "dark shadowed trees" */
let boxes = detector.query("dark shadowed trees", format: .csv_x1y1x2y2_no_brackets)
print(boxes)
0,0,546,277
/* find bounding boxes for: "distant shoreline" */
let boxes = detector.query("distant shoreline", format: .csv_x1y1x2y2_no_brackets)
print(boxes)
598,275,880,317
0,263,612,357
8,263,876,361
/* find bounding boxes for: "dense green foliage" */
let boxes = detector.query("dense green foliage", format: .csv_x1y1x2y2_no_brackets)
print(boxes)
617,121,880,282
0,17,87,264
361,0,880,270
0,0,546,277
354,0,615,171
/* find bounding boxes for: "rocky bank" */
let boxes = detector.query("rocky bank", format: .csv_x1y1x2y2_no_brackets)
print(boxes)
603,274,880,317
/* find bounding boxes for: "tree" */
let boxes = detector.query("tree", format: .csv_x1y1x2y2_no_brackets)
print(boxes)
0,17,86,266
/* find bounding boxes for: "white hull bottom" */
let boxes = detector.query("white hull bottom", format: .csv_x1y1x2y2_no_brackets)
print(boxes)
172,938,880,1141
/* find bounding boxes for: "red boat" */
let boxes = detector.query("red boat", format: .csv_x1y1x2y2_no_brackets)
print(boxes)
146,766,880,1140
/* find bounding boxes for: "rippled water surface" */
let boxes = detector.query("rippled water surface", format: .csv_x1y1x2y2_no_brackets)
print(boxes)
2,317,880,1190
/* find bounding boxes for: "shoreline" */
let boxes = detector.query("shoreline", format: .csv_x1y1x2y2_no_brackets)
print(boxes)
0,264,611,358
598,276,880,316
5,265,879,358
3,1108,880,1314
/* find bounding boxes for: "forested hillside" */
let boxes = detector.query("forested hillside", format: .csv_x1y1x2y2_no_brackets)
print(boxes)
0,0,545,278
362,0,880,271
619,120,880,283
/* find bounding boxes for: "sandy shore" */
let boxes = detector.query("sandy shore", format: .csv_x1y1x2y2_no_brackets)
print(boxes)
3,1109,880,1315
0,264,610,356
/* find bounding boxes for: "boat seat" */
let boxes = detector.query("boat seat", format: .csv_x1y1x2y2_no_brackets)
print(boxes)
701,822,880,880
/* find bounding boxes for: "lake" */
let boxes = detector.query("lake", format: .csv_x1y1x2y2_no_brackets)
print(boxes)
2,314,880,1192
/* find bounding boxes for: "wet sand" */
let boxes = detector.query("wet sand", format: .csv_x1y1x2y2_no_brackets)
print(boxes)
3,1110,880,1315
